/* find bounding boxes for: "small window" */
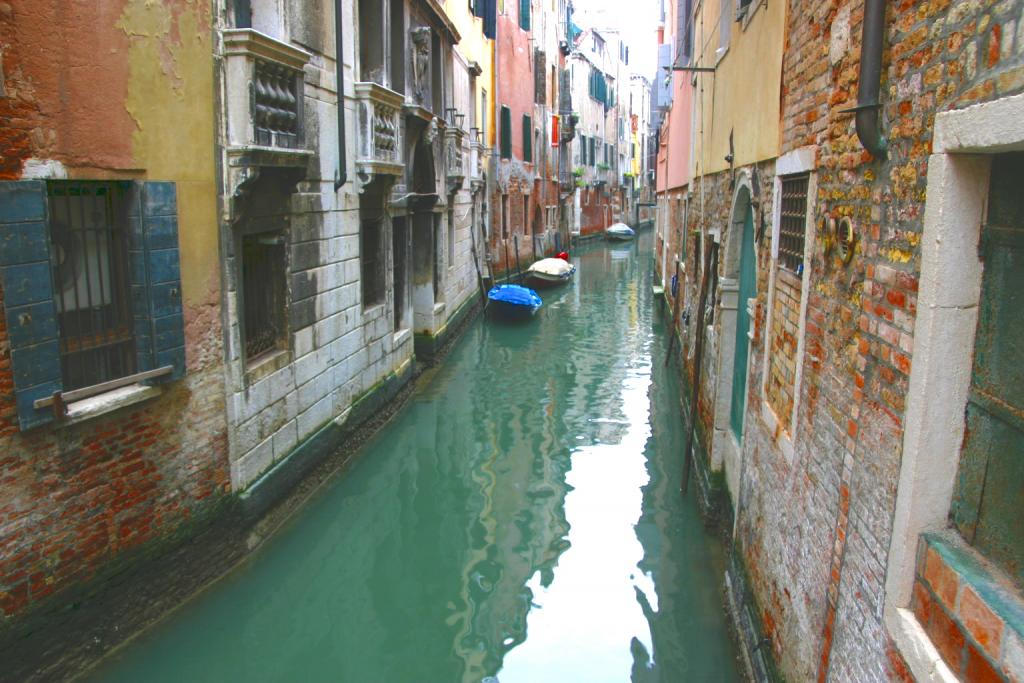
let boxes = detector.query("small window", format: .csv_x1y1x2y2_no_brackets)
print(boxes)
47,182,136,390
778,174,809,272
718,0,732,53
360,197,386,308
241,231,288,364
358,0,385,84
480,90,488,144
523,195,530,235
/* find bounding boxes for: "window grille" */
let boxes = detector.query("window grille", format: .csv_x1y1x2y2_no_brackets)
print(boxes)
242,231,288,361
47,182,136,391
778,173,809,272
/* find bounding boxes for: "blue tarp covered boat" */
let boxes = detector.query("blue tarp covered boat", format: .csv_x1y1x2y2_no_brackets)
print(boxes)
487,284,542,320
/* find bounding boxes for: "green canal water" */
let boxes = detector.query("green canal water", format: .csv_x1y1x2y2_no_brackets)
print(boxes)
89,231,740,682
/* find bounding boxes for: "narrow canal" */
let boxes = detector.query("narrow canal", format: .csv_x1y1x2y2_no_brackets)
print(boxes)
89,230,740,682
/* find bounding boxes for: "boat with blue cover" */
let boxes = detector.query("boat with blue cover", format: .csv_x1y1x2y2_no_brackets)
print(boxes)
487,284,542,320
605,222,636,241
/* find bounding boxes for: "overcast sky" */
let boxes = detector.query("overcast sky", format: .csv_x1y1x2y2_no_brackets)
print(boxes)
573,0,662,79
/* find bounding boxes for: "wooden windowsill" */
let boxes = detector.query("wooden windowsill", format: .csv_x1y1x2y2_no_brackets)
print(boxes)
61,384,163,427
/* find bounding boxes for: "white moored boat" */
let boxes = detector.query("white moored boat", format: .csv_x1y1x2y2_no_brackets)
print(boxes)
525,257,576,288
605,223,636,241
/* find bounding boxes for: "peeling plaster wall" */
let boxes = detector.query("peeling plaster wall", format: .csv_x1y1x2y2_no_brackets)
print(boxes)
0,0,229,623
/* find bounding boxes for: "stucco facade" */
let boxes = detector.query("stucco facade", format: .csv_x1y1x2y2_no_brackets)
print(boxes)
0,0,229,622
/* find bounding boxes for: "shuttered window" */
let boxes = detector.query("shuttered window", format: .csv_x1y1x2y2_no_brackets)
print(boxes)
519,0,530,31
500,105,512,159
534,49,546,104
523,114,533,163
951,153,1024,587
0,180,185,431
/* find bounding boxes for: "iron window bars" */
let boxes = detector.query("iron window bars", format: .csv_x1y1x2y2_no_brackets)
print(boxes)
778,173,809,272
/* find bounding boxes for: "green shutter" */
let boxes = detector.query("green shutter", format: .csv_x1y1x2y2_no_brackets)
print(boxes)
500,105,512,159
730,204,756,438
131,181,186,380
951,153,1024,586
519,0,530,31
0,181,62,429
523,115,532,163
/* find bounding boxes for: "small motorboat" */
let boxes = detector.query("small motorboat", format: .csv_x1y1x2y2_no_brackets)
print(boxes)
487,284,543,320
605,223,636,241
525,257,576,288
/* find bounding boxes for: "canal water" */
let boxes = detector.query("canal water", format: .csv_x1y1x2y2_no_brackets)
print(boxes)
89,231,740,682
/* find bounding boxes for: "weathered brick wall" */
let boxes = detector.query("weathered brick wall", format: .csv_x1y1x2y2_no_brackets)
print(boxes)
0,283,229,620
765,269,801,432
733,0,1024,680
579,186,615,237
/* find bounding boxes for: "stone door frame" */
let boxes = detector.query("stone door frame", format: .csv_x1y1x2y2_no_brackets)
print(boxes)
884,93,1024,682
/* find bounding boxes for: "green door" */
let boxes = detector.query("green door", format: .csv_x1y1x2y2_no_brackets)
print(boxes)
730,203,756,439
951,153,1024,587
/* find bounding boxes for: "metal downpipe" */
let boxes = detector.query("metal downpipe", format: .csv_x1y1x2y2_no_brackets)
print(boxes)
334,0,348,190
854,0,888,159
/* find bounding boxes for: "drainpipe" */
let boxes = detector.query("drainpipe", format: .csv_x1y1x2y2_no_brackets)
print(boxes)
334,0,348,190
853,0,887,159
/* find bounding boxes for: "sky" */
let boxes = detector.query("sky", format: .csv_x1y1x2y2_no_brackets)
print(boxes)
572,0,662,79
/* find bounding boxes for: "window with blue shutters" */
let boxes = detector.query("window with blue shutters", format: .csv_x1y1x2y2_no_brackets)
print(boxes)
0,180,185,430
500,105,512,159
523,114,532,163
519,0,530,31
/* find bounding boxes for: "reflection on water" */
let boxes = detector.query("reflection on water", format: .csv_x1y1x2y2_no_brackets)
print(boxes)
90,231,739,683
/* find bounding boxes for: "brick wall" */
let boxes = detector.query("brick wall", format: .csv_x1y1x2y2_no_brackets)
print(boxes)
0,284,229,620
730,0,1024,680
765,268,801,432
911,534,1024,682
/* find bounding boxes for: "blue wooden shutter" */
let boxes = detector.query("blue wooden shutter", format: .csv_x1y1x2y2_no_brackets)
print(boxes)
0,181,62,430
129,181,185,380
483,0,496,39
519,0,530,31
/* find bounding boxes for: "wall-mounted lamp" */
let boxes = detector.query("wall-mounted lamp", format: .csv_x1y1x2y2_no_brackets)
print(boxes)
455,112,466,130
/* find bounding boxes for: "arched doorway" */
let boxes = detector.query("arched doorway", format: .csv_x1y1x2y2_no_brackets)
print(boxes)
729,193,756,439
710,176,757,509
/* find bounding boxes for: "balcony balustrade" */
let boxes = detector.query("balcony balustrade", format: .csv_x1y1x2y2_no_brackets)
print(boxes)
354,81,405,187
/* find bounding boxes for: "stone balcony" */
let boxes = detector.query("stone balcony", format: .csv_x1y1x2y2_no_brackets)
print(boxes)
469,139,485,190
445,126,465,193
354,82,405,188
221,29,313,211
